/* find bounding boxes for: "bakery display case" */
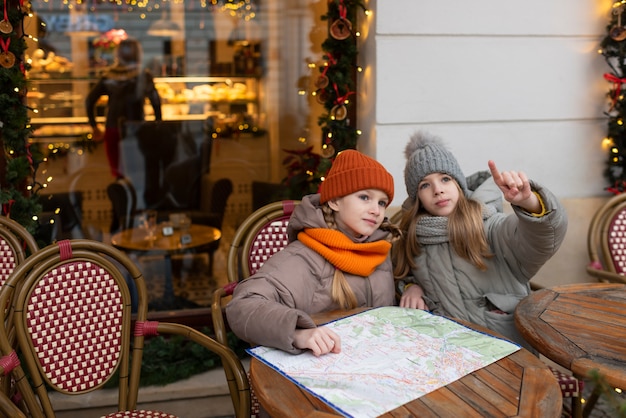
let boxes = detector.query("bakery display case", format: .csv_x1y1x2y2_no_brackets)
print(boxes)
27,72,269,225
27,75,265,140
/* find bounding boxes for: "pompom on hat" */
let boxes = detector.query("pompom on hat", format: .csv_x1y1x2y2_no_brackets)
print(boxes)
319,149,394,204
404,131,467,201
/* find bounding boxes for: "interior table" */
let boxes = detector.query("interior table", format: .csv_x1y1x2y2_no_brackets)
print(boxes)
111,223,221,310
515,282,626,416
249,308,562,418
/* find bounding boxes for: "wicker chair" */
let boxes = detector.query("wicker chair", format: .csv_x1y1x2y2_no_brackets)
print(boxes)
0,216,39,287
586,193,626,284
211,200,299,417
0,239,250,418
211,200,299,346
0,216,39,401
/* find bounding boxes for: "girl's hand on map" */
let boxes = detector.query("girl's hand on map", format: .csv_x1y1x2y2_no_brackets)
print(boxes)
399,284,429,310
294,327,342,356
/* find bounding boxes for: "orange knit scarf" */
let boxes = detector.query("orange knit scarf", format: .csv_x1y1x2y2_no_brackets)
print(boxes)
298,228,391,277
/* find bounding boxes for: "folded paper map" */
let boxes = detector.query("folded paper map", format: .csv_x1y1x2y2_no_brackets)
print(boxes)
248,306,520,418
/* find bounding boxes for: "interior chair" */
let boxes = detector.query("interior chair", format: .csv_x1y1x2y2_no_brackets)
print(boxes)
211,199,300,346
106,176,232,277
251,181,290,211
67,165,116,241
586,192,626,284
38,192,84,241
0,239,250,418
107,176,138,234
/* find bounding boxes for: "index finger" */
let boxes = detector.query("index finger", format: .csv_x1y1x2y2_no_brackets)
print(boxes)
488,160,501,182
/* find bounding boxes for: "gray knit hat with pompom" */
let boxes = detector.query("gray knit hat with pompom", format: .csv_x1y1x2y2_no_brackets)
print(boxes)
404,131,467,201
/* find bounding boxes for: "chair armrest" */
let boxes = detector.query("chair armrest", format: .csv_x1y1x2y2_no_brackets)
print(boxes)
211,282,238,346
586,266,626,284
155,322,250,418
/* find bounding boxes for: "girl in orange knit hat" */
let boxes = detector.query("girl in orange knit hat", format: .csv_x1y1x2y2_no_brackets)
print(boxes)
226,149,401,356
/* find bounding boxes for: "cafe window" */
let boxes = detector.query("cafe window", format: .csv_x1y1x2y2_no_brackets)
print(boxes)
25,0,328,312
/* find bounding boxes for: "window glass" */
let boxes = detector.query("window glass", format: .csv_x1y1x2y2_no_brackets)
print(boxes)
26,0,326,311
27,0,324,234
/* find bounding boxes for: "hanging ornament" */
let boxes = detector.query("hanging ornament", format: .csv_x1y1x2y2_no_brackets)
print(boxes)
611,5,626,41
330,83,354,119
315,53,335,90
316,88,329,105
321,143,335,158
331,104,347,120
315,74,329,89
0,37,14,68
329,3,351,40
0,0,12,34
330,18,352,40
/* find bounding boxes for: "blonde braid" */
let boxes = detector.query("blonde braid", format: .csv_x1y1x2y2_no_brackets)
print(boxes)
321,204,358,309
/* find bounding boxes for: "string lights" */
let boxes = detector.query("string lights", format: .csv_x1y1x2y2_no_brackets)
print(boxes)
37,0,258,19
600,0,626,194
282,0,370,199
0,0,46,233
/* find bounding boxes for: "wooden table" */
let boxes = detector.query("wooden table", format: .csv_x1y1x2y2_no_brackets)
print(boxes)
249,308,562,418
515,283,626,415
111,223,221,309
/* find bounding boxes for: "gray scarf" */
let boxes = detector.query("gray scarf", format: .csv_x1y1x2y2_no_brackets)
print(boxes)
416,204,497,245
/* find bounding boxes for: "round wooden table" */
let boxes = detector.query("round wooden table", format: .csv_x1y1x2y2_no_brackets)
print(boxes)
111,223,221,309
250,308,563,418
515,282,626,416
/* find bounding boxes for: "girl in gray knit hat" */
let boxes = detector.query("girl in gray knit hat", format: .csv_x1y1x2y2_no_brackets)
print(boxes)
392,131,568,349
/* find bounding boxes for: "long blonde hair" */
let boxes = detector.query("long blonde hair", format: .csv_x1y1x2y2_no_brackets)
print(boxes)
322,204,402,309
392,181,491,279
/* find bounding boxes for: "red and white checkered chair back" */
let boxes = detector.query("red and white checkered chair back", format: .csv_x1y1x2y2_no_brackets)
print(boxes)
0,239,251,418
608,208,626,275
0,240,17,290
26,260,125,393
247,216,293,276
212,200,300,417
0,241,138,415
0,216,38,289
225,200,299,283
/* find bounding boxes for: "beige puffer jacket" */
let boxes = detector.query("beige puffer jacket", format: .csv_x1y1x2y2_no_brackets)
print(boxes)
225,194,395,354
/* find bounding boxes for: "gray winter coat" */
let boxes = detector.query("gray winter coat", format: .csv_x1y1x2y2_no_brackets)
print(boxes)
403,172,567,348
225,194,396,354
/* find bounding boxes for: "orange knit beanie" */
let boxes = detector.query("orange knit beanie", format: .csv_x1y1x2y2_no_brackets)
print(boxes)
319,150,394,204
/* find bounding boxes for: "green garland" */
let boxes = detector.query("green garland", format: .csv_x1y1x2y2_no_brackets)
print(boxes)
0,0,44,235
281,0,366,199
317,0,366,157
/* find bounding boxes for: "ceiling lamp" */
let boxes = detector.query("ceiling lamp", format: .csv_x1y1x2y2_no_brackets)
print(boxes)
147,13,182,37
147,20,181,37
